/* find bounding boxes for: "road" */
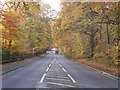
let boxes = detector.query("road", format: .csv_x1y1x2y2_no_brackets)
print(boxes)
2,54,119,89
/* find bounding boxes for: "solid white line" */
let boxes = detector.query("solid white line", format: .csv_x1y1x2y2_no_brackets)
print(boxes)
40,74,46,83
67,74,76,83
46,82,74,87
62,68,66,72
46,67,49,72
49,64,51,67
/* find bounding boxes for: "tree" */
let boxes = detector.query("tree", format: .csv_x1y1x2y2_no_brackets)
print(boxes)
52,2,119,66
1,2,53,62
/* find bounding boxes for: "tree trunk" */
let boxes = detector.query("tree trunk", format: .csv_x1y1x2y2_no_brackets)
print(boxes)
106,23,110,44
99,23,102,41
90,33,95,58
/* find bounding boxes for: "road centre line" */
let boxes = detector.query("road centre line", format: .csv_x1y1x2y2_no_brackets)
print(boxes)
52,60,54,63
67,74,76,83
62,68,66,72
45,67,49,72
51,60,54,64
49,64,51,67
46,82,74,88
59,64,62,68
40,74,46,83
39,59,54,83
58,62,76,83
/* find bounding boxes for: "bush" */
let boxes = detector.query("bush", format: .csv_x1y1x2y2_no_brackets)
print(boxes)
2,48,11,63
2,47,47,64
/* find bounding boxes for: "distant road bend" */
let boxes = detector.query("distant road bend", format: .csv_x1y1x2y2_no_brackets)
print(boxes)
2,53,119,89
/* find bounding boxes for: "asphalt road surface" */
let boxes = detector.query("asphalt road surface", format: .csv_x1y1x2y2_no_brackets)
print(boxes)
2,54,119,89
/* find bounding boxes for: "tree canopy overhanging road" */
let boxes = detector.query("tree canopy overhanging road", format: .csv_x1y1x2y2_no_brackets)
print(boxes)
0,1,119,89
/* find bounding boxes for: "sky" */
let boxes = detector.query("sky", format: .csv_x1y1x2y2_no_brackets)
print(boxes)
42,0,61,12
0,0,61,12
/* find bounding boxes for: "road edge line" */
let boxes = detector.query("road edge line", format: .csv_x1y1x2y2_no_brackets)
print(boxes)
73,60,119,82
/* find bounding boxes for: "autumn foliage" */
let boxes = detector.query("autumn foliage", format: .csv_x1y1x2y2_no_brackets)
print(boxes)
1,2,52,63
52,2,119,67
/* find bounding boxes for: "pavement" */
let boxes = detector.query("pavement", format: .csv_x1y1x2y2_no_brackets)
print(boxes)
1,53,120,89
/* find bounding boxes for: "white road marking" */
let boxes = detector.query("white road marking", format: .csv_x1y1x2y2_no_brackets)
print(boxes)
62,68,66,72
47,76,69,79
40,74,46,83
49,64,51,67
51,62,53,64
67,74,76,83
59,64,62,68
46,67,49,72
51,60,54,64
46,77,71,81
46,82,74,87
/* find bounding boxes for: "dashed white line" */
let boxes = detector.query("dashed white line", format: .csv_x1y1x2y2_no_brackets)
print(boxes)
39,59,55,83
58,63,76,84
40,74,46,83
62,68,66,72
51,60,54,64
49,64,51,67
46,67,49,72
67,74,76,83
59,64,62,68
46,82,74,88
